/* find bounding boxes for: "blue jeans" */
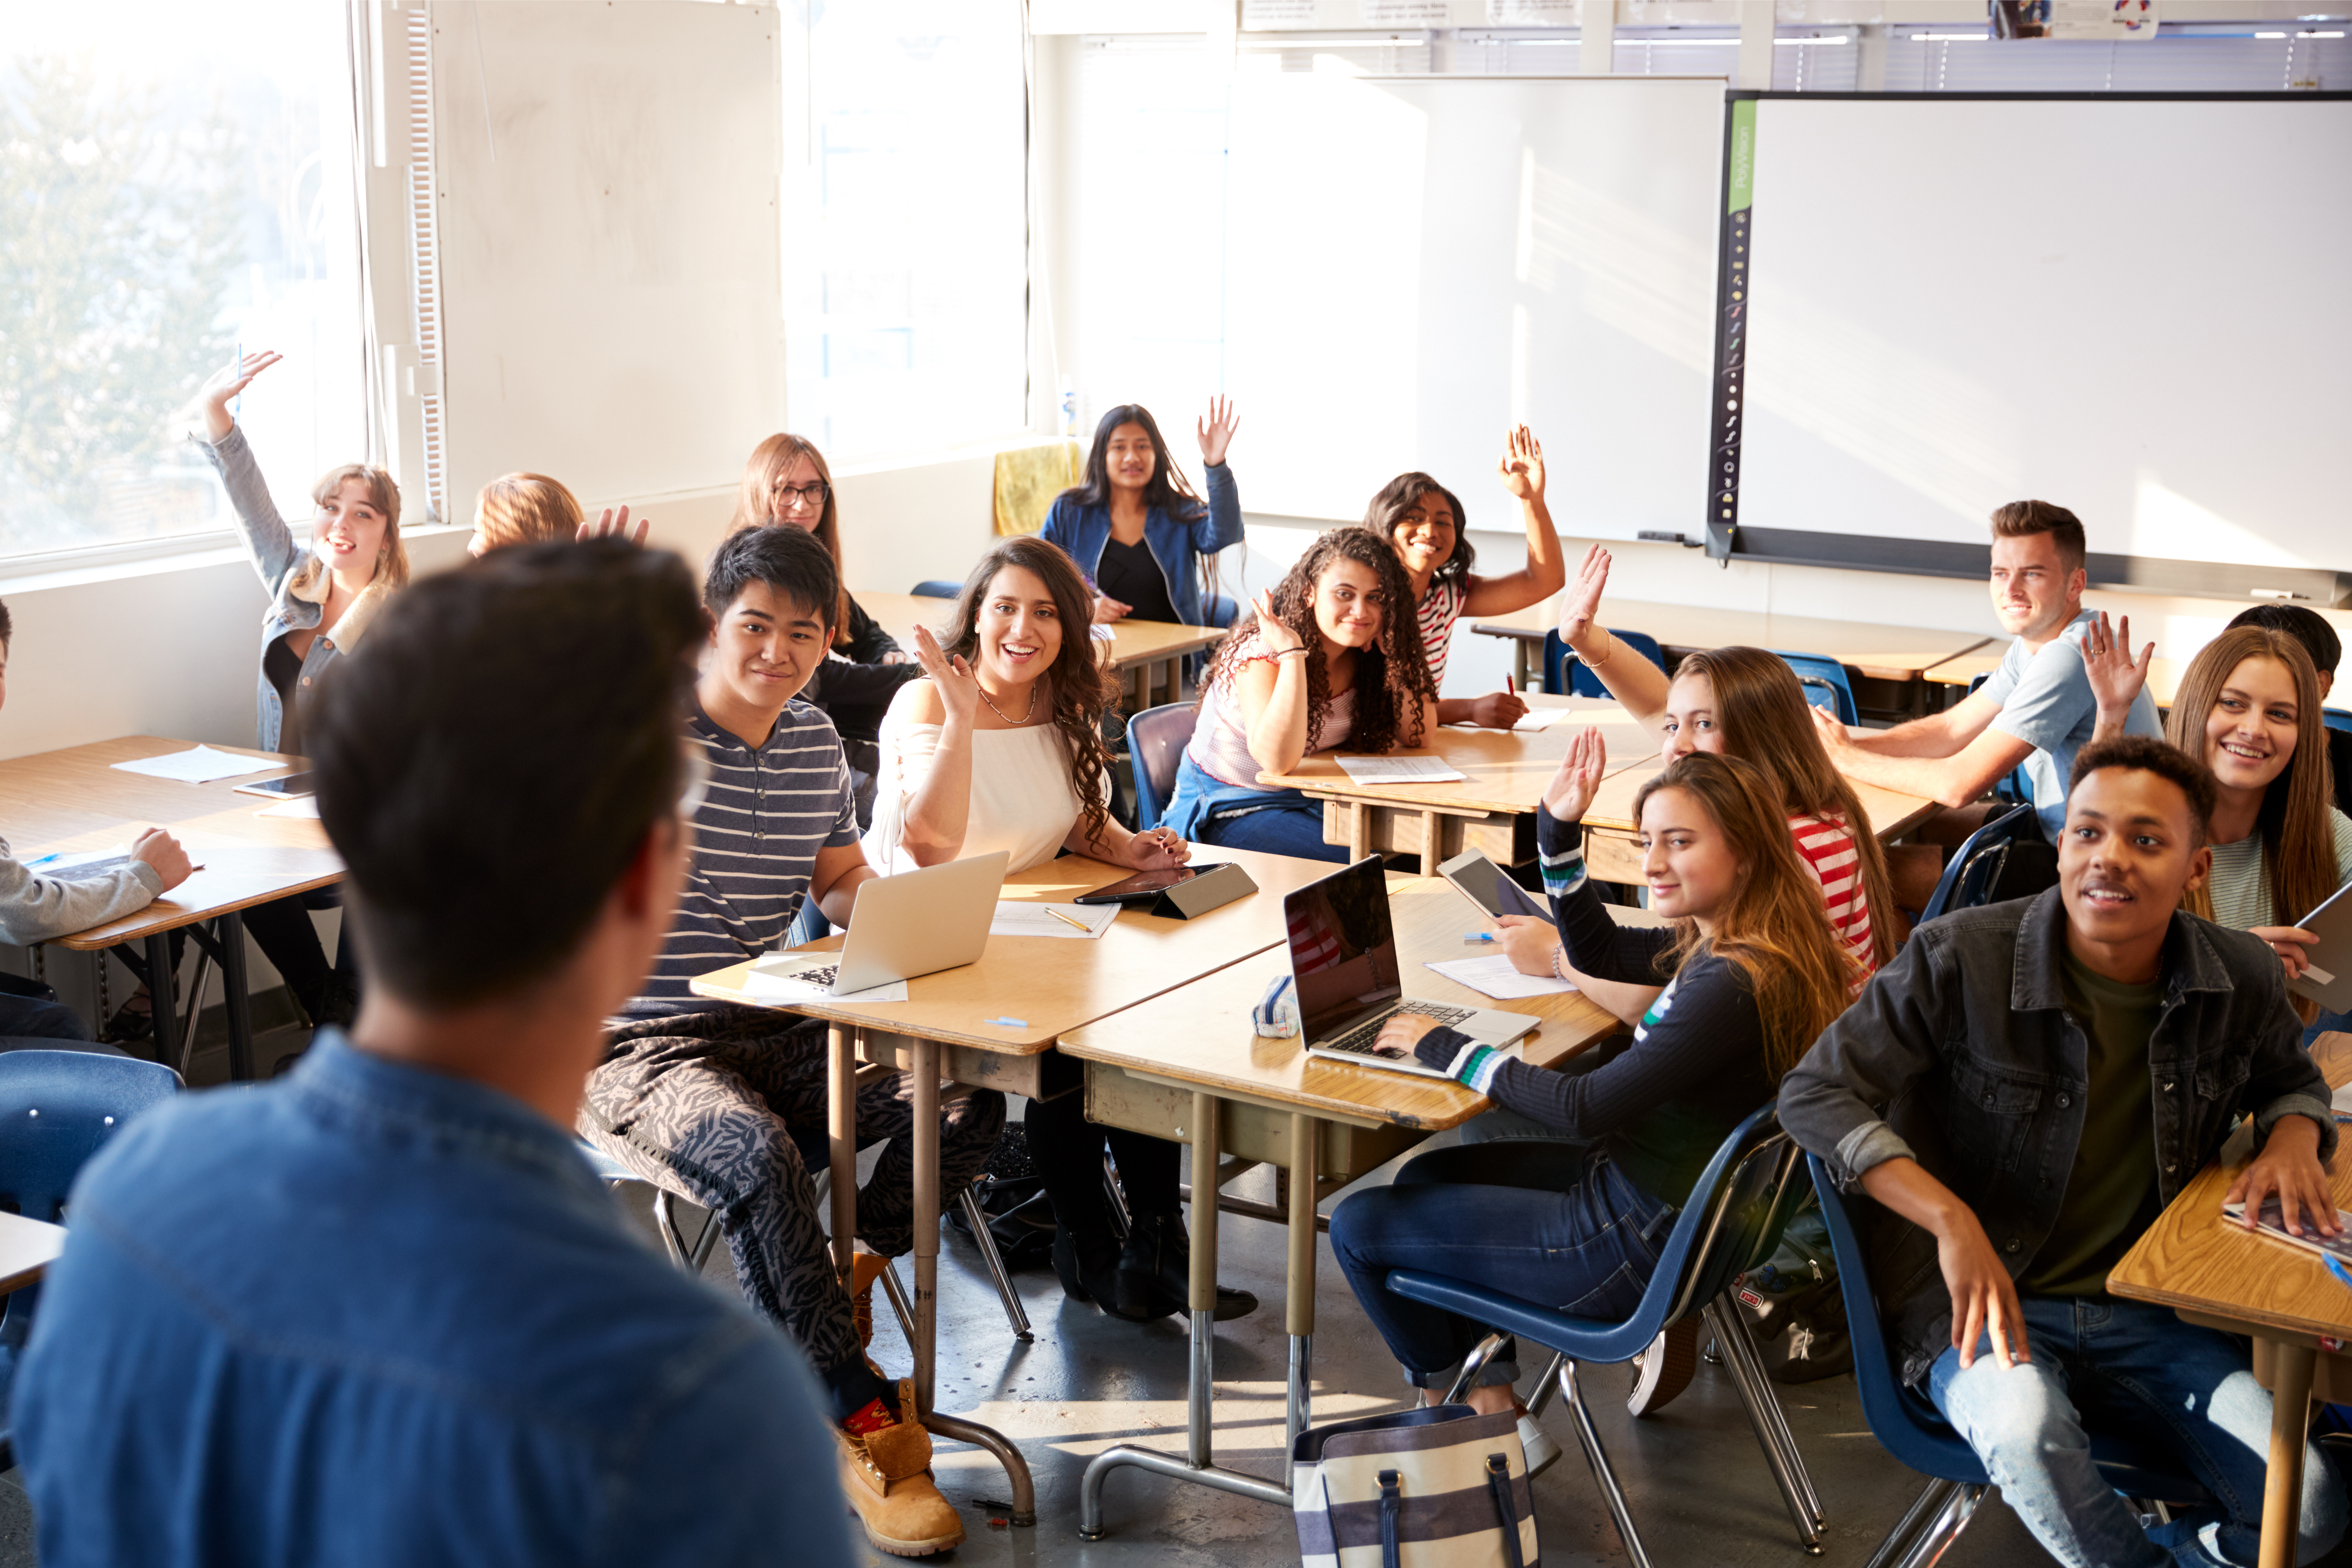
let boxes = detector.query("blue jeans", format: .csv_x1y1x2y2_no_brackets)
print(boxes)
1330,1140,1675,1391
1194,802,1349,863
0,991,91,1043
1929,1296,2347,1568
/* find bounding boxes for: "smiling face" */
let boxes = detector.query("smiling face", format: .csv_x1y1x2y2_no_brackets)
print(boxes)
1987,531,2082,641
312,477,389,578
2059,765,2206,958
1105,422,1156,494
1310,558,1387,652
767,453,826,532
706,579,828,716
2199,654,2299,799
1659,671,1729,761
1386,491,1458,581
1637,784,1744,925
975,564,1065,688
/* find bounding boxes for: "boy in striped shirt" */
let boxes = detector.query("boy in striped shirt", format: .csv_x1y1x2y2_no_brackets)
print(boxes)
582,526,1000,1558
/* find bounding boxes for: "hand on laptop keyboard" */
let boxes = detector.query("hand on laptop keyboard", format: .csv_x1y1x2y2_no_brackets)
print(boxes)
1326,1004,1475,1059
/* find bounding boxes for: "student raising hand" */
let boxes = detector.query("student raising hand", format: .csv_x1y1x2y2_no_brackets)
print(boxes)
2083,611,2154,744
575,504,651,547
1540,725,1608,822
197,349,283,442
1495,424,1546,502
910,623,984,728
1197,395,1240,469
1558,544,1610,644
1252,589,1305,657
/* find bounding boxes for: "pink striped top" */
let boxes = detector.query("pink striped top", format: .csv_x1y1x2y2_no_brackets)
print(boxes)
1414,578,1468,689
1788,811,1876,981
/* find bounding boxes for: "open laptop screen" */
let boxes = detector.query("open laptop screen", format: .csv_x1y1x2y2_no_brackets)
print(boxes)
1284,857,1402,1041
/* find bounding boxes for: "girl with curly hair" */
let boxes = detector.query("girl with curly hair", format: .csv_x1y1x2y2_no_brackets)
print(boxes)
1160,529,1439,862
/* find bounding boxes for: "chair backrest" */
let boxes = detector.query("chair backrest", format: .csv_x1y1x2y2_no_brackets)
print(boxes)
1918,801,2038,923
2326,708,2352,736
1125,702,1197,832
0,1051,180,1224
1773,651,1858,726
1542,628,1666,698
910,579,962,600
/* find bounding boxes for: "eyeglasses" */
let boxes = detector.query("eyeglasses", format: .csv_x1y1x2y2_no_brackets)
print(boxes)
770,480,829,509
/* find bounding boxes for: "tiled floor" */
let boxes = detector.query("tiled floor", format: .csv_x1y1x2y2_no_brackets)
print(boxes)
0,1033,2337,1566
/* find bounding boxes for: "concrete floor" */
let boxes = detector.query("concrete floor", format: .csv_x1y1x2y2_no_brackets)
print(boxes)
0,1027,2339,1566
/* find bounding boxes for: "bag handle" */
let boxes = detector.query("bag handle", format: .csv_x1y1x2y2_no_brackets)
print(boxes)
1486,1454,1524,1568
1377,1470,1402,1568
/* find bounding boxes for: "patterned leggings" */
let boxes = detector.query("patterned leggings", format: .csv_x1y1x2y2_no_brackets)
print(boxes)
582,1006,1005,1381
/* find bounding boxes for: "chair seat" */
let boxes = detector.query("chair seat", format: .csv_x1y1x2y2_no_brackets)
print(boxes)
1385,1270,1676,1367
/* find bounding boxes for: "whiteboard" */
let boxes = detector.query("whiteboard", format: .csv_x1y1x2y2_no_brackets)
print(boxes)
1078,69,1725,538
433,3,783,513
1732,95,2352,581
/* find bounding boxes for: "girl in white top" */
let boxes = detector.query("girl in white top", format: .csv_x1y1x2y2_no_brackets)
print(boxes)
1364,426,1565,730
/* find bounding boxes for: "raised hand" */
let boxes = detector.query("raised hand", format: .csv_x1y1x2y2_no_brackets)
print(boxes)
1540,725,1608,822
2082,611,2151,718
1558,543,1610,642
198,350,282,440
1197,395,1240,468
911,623,984,728
576,504,650,547
1496,424,1546,501
1253,590,1305,658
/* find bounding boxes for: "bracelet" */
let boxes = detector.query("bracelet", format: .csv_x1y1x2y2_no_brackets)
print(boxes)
1583,627,1617,669
1270,648,1310,662
1551,946,1570,982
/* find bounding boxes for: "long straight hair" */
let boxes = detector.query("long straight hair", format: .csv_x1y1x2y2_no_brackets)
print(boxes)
1673,646,1900,969
2165,626,2339,931
1634,752,1860,1078
939,536,1120,850
1059,404,1226,617
730,433,853,645
1199,527,1434,755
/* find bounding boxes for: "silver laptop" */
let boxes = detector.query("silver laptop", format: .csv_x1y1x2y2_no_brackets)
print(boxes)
2290,875,2352,1016
1291,855,1539,1078
763,850,1010,995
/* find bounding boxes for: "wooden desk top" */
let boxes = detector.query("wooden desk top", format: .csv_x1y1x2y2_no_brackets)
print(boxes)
1470,597,1995,681
854,592,1225,674
1058,880,1624,1132
0,737,344,948
0,1210,66,1296
1578,759,1937,846
2108,1034,2352,1341
688,843,1369,1055
1260,700,1649,816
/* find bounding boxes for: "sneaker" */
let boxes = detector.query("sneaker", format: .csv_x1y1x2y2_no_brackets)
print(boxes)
837,1379,966,1557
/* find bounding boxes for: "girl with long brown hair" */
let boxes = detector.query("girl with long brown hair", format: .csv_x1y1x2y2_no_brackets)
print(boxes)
865,534,1258,1324
1331,743,1856,1425
1160,529,1438,862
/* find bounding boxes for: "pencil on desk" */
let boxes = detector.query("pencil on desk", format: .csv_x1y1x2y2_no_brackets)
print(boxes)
1045,906,1090,932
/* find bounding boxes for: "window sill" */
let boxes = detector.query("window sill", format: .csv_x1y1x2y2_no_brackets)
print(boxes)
0,525,473,596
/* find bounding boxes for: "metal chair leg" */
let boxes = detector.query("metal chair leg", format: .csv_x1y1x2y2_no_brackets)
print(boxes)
1102,1151,1132,1236
1441,1331,1513,1404
877,1257,916,1341
1875,1478,1984,1568
958,1187,1034,1340
1702,1297,1825,1552
651,1189,721,1273
1524,1348,1567,1417
1558,1358,1656,1568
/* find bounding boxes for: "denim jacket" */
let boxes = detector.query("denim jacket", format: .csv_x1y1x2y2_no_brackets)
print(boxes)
1039,460,1242,630
1779,888,2335,1387
196,427,394,753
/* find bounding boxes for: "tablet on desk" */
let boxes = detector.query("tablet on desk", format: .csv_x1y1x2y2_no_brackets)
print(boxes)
1437,850,1549,923
2289,878,2352,1015
232,771,315,799
1072,864,1230,906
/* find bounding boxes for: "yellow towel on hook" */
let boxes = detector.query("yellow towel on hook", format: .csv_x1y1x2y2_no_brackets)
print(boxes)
992,440,1084,538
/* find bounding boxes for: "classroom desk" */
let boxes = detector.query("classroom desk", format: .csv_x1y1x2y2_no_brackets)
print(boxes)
0,737,342,1080
1925,646,2187,711
1575,760,1938,882
2108,1032,2352,1568
1061,879,1626,1535
1256,698,1650,873
688,842,1357,1526
855,591,1226,711
0,1210,67,1296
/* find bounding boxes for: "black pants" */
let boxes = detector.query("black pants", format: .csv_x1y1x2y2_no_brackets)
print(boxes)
1023,1086,1180,1236
242,887,358,1020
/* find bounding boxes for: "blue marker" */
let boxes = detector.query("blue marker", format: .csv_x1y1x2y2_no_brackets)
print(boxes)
2326,1255,2352,1297
22,853,63,869
1462,932,1496,944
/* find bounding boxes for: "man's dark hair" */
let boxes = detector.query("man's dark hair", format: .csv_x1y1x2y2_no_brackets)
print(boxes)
2068,734,2218,849
310,540,705,1008
2227,603,2340,679
1989,500,2087,578
0,597,11,649
704,524,839,628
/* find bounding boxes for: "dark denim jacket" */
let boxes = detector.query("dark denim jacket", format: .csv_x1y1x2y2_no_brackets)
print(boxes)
1779,888,2335,1387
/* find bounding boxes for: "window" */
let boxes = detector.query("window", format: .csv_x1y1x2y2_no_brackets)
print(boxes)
780,0,1029,464
0,0,368,563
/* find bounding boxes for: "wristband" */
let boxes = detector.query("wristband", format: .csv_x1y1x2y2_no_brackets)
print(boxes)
1271,648,1309,662
1449,1043,1505,1095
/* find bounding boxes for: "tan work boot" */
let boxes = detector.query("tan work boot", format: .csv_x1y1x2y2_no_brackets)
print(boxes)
851,1252,892,1349
838,1379,965,1557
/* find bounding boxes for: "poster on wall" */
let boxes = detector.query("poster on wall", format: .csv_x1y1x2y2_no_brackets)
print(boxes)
1992,0,2159,40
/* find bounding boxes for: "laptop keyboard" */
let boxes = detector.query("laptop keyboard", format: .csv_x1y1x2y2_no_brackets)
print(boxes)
1321,1002,1477,1056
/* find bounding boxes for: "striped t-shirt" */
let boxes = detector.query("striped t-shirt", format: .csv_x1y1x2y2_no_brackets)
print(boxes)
1788,811,1876,980
624,699,862,1016
1415,578,1468,689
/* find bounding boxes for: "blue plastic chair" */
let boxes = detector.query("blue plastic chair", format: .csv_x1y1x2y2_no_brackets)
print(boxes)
1775,651,1859,727
1384,1105,1824,1559
1917,802,2038,923
2325,709,2352,735
1541,627,1666,698
910,579,962,599
1125,702,1195,833
1805,1155,2212,1565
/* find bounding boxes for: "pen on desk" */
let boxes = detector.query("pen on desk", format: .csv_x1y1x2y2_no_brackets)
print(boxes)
22,853,63,869
1462,932,1496,944
1045,906,1091,933
2326,1255,2352,1296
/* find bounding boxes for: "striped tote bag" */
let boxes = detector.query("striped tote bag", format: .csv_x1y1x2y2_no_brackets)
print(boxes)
1291,1405,1536,1568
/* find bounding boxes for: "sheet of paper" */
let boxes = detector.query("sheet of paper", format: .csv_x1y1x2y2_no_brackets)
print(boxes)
2331,1080,2352,1117
1089,623,1117,641
1510,706,1580,731
1423,954,1579,1001
745,955,908,1004
1334,755,1467,786
989,900,1117,940
257,796,322,819
109,746,281,784
18,848,130,875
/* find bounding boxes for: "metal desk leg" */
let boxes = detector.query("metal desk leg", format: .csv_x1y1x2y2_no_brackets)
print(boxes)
144,932,182,1076
905,1037,1035,1526
218,911,254,1081
2261,1342,2317,1568
828,1025,855,1286
1514,640,1535,692
1080,1091,1290,1539
1285,1111,1316,1457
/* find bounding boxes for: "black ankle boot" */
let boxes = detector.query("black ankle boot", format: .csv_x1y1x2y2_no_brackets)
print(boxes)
1113,1212,1257,1322
1051,1223,1120,1307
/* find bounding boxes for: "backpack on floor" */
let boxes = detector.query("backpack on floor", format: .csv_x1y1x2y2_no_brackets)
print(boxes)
1292,1405,1536,1568
945,1122,1057,1269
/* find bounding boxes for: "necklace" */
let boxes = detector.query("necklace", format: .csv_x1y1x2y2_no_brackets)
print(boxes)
977,679,1038,726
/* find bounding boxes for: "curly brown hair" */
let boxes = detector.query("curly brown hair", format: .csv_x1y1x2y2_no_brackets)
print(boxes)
1201,527,1435,755
938,535,1120,850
